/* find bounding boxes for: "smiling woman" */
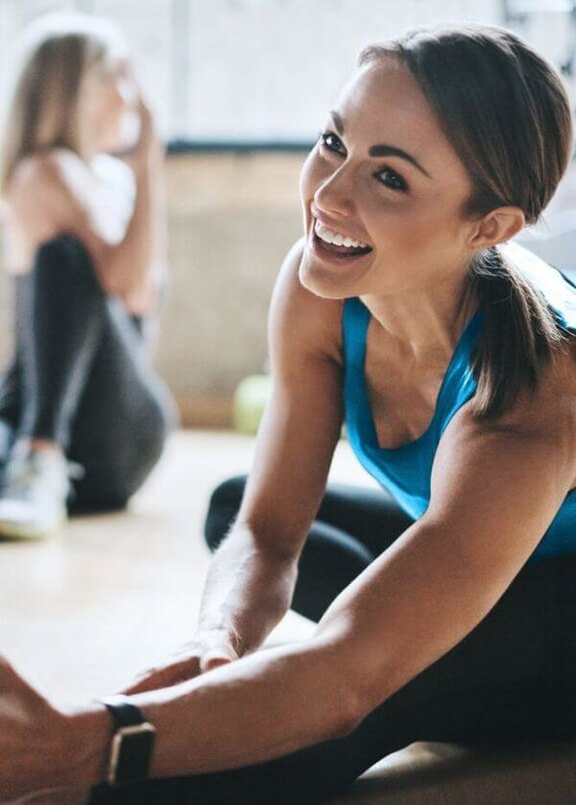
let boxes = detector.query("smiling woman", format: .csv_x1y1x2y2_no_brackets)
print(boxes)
1,22,576,805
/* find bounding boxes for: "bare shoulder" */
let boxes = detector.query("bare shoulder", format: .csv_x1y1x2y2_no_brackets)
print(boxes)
269,238,344,367
7,149,98,230
9,148,87,199
452,334,576,451
428,335,576,529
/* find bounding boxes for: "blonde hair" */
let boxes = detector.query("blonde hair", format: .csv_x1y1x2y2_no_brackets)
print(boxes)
0,12,127,194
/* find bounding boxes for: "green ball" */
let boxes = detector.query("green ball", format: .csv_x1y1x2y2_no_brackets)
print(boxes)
233,375,273,435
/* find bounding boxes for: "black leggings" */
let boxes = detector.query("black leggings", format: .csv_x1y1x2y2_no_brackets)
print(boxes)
90,476,576,804
0,234,175,509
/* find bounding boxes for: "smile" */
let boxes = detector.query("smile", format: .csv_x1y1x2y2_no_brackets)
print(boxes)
313,220,373,258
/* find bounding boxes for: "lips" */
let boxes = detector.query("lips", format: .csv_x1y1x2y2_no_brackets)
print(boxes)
312,219,373,258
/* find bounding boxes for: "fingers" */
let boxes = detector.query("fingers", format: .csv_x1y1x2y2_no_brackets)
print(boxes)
199,646,238,673
121,655,203,695
201,656,234,672
137,95,152,123
119,632,241,695
0,654,15,671
0,655,31,692
121,677,155,695
122,668,187,695
121,644,238,695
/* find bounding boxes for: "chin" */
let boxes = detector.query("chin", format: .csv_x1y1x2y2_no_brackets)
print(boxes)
299,258,355,300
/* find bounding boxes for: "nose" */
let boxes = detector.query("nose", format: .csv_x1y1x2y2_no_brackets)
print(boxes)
313,163,355,219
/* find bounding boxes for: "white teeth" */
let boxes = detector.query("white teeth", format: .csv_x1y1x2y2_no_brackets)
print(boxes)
314,220,369,250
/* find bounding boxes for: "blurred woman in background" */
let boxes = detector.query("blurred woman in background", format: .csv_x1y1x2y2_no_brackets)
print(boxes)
0,13,175,539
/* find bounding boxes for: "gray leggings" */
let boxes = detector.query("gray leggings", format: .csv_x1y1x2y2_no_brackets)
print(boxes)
0,234,175,509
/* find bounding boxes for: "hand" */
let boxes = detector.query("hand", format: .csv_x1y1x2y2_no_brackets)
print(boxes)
0,656,72,800
121,630,240,695
136,95,164,163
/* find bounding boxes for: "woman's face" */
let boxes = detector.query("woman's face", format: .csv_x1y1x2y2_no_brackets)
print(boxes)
80,56,140,154
298,58,480,300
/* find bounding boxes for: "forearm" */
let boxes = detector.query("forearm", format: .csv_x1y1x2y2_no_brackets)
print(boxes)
197,524,299,656
105,149,167,309
70,639,358,787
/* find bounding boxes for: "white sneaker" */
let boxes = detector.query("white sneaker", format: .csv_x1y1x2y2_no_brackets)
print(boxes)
0,447,71,540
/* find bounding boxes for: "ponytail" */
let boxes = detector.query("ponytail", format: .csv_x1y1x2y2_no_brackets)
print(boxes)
469,247,567,418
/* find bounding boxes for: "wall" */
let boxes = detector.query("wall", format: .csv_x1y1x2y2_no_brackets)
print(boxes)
160,151,304,424
0,151,306,427
1,150,574,428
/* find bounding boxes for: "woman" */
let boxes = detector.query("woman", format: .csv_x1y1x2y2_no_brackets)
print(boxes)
1,23,575,805
0,13,175,539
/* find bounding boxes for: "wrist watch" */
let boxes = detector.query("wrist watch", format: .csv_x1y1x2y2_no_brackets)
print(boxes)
99,694,156,785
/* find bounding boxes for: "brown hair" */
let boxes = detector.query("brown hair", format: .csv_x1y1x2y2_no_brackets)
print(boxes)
360,25,574,418
0,13,127,194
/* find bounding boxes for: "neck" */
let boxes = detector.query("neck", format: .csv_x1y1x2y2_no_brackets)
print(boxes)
360,270,477,365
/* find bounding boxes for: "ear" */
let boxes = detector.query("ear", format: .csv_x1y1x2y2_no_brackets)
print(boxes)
467,206,525,250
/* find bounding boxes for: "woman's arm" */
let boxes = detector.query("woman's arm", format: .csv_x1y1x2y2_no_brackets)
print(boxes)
126,240,345,691
59,339,574,789
6,99,166,314
314,343,576,712
107,98,167,314
194,240,344,653
2,339,576,798
0,240,356,796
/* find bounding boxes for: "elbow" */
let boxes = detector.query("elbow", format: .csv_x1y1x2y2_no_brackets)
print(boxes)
330,695,364,740
96,257,130,300
294,644,367,743
313,646,393,740
324,684,366,741
97,265,140,305
98,274,122,299
332,708,363,740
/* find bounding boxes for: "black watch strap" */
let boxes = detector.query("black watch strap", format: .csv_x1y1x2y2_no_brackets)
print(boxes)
99,694,156,785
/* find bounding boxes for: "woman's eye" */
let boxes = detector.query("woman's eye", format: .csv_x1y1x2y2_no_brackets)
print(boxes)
319,131,345,155
376,168,408,192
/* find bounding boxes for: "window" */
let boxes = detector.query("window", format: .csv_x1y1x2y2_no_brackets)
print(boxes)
0,0,573,148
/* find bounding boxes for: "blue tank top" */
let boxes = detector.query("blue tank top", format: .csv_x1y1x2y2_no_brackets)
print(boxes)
342,249,576,562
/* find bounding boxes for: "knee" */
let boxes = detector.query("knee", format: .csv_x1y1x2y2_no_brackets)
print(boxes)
203,475,247,552
132,388,179,483
138,399,173,469
33,234,102,296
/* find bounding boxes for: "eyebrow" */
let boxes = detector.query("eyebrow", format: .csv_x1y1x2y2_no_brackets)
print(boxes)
330,110,432,179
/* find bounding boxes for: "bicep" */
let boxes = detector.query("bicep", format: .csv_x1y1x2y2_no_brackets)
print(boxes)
314,394,576,713
235,242,344,560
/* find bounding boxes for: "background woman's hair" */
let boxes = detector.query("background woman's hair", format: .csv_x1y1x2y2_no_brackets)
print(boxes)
0,12,126,195
361,25,574,418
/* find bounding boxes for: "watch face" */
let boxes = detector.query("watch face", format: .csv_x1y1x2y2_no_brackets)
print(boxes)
109,723,156,785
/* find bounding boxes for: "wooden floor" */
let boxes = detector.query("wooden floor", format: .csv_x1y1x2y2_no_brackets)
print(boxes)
1,429,345,702
3,430,576,804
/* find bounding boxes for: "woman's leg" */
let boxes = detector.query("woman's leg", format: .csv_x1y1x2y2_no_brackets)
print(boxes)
204,475,414,620
0,358,20,473
3,234,174,517
65,294,176,510
15,236,110,448
0,236,109,537
88,555,576,804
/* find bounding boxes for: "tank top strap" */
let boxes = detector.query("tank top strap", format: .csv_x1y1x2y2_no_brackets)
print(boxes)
342,297,370,369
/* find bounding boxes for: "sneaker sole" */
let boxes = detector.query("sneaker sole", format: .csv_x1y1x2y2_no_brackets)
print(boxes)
0,516,66,541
